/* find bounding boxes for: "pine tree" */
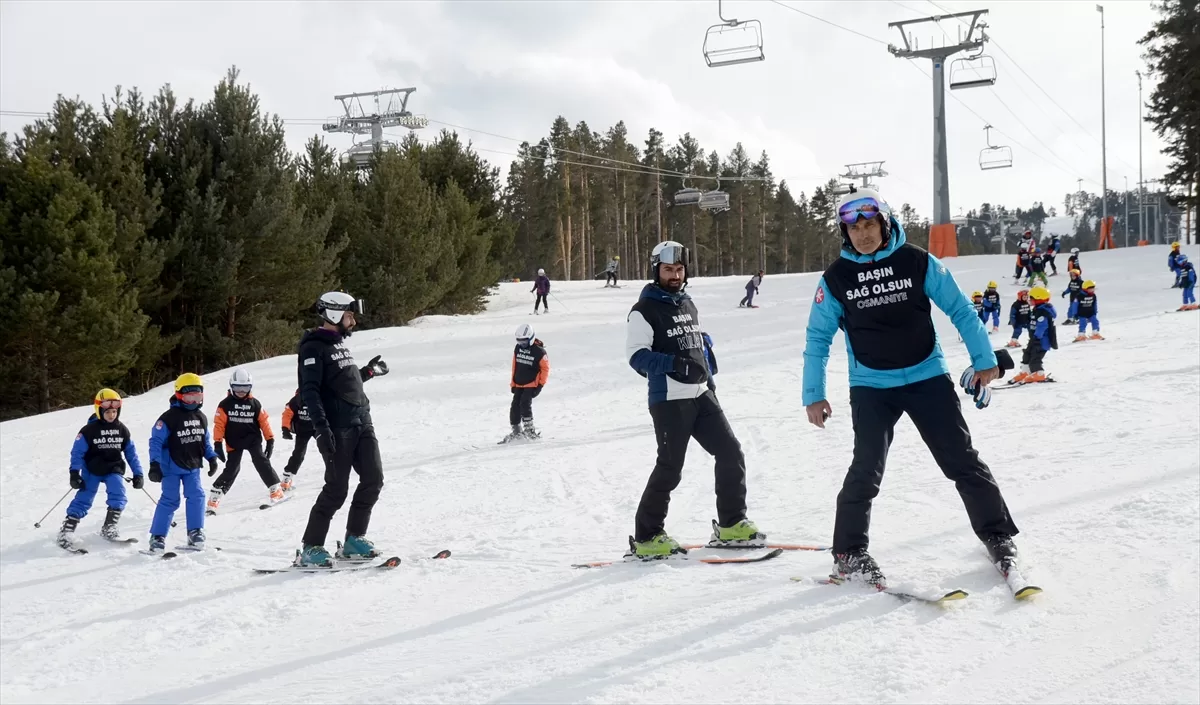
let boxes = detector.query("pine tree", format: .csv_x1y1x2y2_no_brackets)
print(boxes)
1139,0,1200,212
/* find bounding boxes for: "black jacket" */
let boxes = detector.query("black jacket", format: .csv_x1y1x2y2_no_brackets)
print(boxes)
297,328,374,430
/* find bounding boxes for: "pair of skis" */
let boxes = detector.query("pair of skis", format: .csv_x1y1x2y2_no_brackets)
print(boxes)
58,535,139,555
253,548,452,574
571,537,828,569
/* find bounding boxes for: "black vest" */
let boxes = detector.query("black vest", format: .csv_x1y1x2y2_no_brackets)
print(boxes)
80,420,131,476
823,244,934,371
512,343,547,386
629,289,709,381
984,290,1001,309
1011,301,1032,326
219,395,264,444
286,395,313,432
1076,292,1097,318
158,406,209,470
1066,279,1083,299
297,330,371,429
1032,305,1059,349
1030,254,1046,273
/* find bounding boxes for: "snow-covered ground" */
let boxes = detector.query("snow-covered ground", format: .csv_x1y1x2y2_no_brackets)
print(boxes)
2,244,1198,705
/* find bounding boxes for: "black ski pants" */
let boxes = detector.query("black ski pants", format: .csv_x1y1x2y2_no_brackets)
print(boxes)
302,424,385,546
212,441,280,494
534,294,548,312
832,374,1019,554
510,386,541,425
284,428,314,475
1021,339,1048,373
635,391,747,542
1046,253,1058,274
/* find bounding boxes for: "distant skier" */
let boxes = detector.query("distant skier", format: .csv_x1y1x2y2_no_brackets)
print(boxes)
625,240,764,558
295,292,390,568
803,186,1021,587
57,389,145,551
1061,269,1084,325
1067,247,1082,275
1045,235,1061,275
147,373,220,553
206,369,283,513
279,389,311,491
1006,290,1032,348
982,282,1002,332
604,255,621,288
739,270,764,308
1072,280,1103,341
1013,251,1031,283
1027,247,1049,288
1177,255,1197,311
531,268,551,314
1018,230,1035,254
1168,242,1184,288
972,291,986,323
501,323,550,443
1010,286,1057,385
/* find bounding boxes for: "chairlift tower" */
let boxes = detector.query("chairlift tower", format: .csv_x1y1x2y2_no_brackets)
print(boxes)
887,9,991,226
321,88,430,170
840,161,888,191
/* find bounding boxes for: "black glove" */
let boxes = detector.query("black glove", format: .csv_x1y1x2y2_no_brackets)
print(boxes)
214,440,226,463
132,474,144,490
282,427,294,441
361,354,389,380
315,427,336,460
208,457,219,476
265,438,275,460
993,348,1015,375
70,470,83,489
148,462,163,483
669,355,708,385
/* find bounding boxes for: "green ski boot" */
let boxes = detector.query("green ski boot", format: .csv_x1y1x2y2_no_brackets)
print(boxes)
628,533,686,560
296,544,334,568
338,534,380,561
707,518,766,548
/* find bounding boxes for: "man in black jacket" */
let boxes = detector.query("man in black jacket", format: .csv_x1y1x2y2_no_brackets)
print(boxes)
624,240,765,559
295,291,390,567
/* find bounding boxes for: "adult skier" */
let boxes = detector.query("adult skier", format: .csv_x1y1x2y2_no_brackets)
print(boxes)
147,373,220,552
501,323,550,443
625,240,763,557
279,389,312,490
802,186,1021,586
603,255,621,288
295,292,390,567
1067,247,1083,275
57,389,145,551
739,270,764,308
206,369,284,512
531,268,551,314
1046,234,1062,275
1006,290,1032,348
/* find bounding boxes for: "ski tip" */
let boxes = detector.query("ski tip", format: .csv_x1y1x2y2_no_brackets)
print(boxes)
379,556,402,568
1013,585,1043,600
939,589,970,602
432,549,452,559
162,552,178,560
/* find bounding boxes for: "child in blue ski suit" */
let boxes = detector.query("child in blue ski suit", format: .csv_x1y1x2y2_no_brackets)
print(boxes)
1073,280,1103,341
1012,287,1057,384
982,282,1002,332
1168,243,1184,288
1061,269,1083,324
1178,255,1197,310
1006,290,1032,348
57,389,145,551
971,291,986,323
147,373,219,552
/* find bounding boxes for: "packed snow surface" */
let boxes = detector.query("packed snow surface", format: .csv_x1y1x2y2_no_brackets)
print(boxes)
2,245,1198,704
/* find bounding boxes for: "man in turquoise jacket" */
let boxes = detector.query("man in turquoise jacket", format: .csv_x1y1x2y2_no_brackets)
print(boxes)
802,186,1021,586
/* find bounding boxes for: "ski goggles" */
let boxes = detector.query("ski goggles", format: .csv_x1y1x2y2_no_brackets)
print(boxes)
328,298,365,316
177,388,204,405
97,399,122,410
230,384,252,395
838,197,885,225
655,244,689,267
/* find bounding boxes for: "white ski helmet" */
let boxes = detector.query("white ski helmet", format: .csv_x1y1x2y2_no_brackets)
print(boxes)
835,186,893,249
315,291,364,325
650,240,690,281
537,268,546,276
515,323,535,344
1071,247,1080,254
229,368,253,394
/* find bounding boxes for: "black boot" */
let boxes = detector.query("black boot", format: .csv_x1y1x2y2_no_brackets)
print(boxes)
57,516,80,549
100,508,122,540
833,548,886,586
984,533,1018,568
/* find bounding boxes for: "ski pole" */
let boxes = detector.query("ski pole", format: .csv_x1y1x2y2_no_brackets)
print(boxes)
33,489,73,528
549,291,570,313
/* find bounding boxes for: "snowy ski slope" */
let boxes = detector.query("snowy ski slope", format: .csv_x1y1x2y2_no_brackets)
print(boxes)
2,245,1198,704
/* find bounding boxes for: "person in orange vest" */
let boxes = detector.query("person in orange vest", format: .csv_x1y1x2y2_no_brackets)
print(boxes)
501,323,550,443
206,369,283,513
279,389,313,491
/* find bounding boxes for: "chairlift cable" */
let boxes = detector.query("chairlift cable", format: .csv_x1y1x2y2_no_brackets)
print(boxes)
768,0,889,46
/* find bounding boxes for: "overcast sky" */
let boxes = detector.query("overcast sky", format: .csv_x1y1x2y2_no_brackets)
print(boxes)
0,0,1171,220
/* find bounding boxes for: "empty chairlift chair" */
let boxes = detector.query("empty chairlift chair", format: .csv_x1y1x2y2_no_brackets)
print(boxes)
979,124,1013,170
703,0,764,67
949,53,998,90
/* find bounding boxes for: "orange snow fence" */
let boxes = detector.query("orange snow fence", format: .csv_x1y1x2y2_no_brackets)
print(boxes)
929,223,959,258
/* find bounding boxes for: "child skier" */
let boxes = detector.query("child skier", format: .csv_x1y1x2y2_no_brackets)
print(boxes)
982,281,1002,333
1010,286,1057,385
1061,269,1084,324
1046,235,1061,275
1006,290,1032,348
1067,247,1082,275
971,291,986,324
1073,280,1103,341
57,389,146,551
1168,242,1184,288
280,389,312,491
1027,247,1049,287
739,270,764,308
1013,251,1031,284
502,323,550,443
206,369,283,513
148,373,220,552
531,268,550,314
1177,254,1197,311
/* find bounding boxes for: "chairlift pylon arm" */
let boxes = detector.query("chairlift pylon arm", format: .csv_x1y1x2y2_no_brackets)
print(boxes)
717,0,737,25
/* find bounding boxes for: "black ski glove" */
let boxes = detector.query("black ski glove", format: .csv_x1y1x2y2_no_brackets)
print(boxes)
148,462,163,483
265,438,275,460
132,474,145,490
208,457,219,477
214,440,226,463
669,355,708,385
282,427,294,441
315,427,336,461
69,470,83,489
361,355,389,380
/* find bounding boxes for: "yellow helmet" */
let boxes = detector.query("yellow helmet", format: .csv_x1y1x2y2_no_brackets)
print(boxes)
94,388,122,420
1172,241,1181,248
972,291,983,298
174,373,204,392
1083,279,1096,289
614,255,620,261
987,280,997,289
1029,286,1052,302
1070,269,1081,276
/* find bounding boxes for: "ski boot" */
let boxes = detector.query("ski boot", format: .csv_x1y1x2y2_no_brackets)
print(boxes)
187,528,206,550
280,472,296,492
57,516,81,551
206,487,224,514
832,548,886,587
1073,334,1088,342
1005,339,1021,348
338,534,380,561
500,424,523,444
267,483,285,504
100,508,122,541
627,532,686,560
984,533,1018,573
295,544,334,568
1088,332,1104,340
706,518,766,548
522,418,541,440
147,534,167,553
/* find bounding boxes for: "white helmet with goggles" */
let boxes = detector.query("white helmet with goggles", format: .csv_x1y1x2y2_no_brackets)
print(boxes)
315,291,364,326
650,240,690,282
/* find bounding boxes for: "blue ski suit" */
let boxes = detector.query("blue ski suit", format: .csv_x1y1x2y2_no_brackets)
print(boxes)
67,415,144,519
1168,250,1183,287
982,289,1002,327
148,397,218,536
1181,264,1197,305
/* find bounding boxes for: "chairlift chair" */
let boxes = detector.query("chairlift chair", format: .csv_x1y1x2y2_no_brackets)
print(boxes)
978,125,1013,170
703,0,764,68
949,54,998,90
674,187,703,207
699,189,731,213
